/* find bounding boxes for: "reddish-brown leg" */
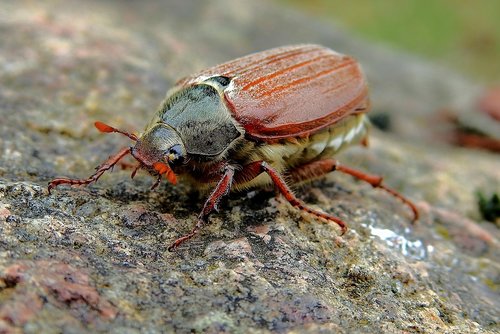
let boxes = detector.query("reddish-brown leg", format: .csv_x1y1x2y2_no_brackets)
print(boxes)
236,161,347,233
287,159,338,183
168,165,235,251
260,161,347,233
48,147,131,193
289,158,419,221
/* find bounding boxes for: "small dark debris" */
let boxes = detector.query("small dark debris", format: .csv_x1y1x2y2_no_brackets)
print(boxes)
369,112,392,131
477,192,500,224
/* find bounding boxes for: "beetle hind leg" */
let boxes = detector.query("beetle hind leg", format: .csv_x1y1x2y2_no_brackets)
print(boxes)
335,164,419,221
48,147,131,193
288,158,419,221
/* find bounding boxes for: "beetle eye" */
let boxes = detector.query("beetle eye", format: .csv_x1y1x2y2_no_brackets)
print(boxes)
166,144,184,165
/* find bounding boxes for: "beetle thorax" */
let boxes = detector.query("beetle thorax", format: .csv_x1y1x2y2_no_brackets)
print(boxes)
155,81,243,160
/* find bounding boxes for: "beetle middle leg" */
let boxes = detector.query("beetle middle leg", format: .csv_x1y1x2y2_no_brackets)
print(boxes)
235,161,348,234
168,165,235,251
288,158,419,221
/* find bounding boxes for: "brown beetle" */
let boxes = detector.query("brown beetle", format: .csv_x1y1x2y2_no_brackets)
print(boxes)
49,44,418,250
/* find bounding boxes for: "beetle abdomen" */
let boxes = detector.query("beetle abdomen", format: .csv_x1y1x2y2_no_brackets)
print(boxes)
257,113,368,167
302,113,369,161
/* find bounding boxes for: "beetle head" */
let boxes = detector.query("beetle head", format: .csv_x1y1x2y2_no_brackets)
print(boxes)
94,121,183,187
131,123,186,184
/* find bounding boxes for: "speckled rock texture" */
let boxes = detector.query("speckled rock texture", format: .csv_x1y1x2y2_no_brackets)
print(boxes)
0,1,498,333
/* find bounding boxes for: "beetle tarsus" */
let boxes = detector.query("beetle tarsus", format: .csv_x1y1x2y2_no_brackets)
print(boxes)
151,174,162,190
131,164,141,179
168,223,201,251
376,184,419,221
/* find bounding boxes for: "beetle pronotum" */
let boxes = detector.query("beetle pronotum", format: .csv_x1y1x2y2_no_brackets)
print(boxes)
49,44,418,250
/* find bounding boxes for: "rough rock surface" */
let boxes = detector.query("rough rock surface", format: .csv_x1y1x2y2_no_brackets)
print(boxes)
0,1,498,333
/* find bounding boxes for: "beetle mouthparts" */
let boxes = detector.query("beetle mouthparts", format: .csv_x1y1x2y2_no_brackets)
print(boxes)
95,121,138,141
153,162,177,185
129,147,178,187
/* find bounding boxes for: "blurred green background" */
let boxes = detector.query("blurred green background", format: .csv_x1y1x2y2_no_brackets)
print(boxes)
276,0,500,83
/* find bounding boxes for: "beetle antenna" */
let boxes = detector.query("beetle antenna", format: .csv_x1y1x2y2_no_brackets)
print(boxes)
95,121,138,141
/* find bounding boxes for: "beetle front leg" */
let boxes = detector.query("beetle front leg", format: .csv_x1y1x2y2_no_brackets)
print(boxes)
288,158,419,221
168,165,235,251
48,147,132,194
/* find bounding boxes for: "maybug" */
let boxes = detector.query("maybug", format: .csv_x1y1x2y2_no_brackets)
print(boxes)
49,44,418,250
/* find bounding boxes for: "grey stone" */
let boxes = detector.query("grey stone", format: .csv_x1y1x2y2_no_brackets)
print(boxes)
0,1,498,333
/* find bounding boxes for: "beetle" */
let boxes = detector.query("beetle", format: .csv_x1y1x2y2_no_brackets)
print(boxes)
49,44,418,250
